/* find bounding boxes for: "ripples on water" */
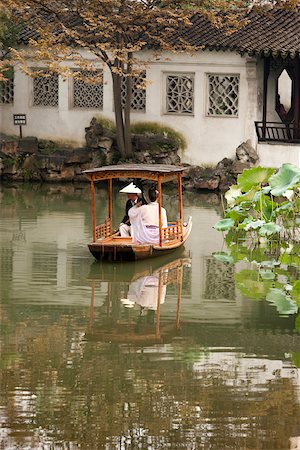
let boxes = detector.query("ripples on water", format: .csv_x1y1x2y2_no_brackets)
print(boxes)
1,183,300,450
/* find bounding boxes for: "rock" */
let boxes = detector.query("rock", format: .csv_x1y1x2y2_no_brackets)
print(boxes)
85,118,105,148
182,165,205,180
236,140,258,164
64,148,91,165
38,139,56,151
231,160,252,174
60,166,75,181
183,165,220,191
84,118,115,164
97,137,114,164
214,158,233,176
0,141,18,157
133,134,177,152
18,136,39,154
98,137,113,152
2,162,17,176
132,134,180,165
36,154,67,172
193,176,220,190
218,173,237,191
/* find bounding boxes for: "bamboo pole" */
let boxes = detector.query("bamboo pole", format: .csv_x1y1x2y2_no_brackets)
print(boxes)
158,175,163,247
178,173,183,241
91,179,96,242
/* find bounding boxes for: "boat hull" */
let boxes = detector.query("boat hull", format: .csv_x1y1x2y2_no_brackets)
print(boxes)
88,241,182,261
88,217,192,261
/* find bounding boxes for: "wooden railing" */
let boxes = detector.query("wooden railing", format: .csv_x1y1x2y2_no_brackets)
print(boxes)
162,221,183,243
95,218,112,239
255,121,300,143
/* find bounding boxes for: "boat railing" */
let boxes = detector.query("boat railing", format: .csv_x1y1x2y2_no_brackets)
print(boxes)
95,218,112,239
162,221,183,243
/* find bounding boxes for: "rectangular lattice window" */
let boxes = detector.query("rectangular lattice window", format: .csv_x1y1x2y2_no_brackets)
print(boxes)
207,74,239,117
0,71,14,104
73,70,103,109
33,70,59,107
121,71,146,112
166,73,194,115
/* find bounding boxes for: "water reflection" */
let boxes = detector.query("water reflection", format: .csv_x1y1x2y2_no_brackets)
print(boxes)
2,183,300,449
214,233,300,331
87,256,191,345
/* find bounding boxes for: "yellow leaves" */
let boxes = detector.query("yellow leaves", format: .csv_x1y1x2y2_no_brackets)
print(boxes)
2,0,299,85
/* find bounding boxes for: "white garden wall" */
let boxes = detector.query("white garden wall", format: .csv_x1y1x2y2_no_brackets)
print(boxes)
1,49,258,166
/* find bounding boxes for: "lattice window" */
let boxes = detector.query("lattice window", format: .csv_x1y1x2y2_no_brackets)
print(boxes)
121,71,146,111
33,71,58,107
0,72,14,104
207,74,239,117
73,70,103,109
166,73,194,114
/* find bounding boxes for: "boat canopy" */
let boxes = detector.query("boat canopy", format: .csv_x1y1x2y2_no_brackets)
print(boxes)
84,163,191,259
83,164,185,183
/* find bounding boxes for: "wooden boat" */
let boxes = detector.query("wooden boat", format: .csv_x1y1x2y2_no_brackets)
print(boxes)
83,164,192,261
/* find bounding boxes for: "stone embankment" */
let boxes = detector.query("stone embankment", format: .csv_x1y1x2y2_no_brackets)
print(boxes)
0,119,258,190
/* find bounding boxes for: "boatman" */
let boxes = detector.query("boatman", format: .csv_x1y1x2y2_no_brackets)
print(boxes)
119,182,145,237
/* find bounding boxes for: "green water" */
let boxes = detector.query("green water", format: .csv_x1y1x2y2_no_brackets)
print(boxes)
1,183,300,450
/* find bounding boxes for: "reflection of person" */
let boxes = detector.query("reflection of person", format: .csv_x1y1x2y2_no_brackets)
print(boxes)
123,273,167,310
128,186,168,244
119,183,143,237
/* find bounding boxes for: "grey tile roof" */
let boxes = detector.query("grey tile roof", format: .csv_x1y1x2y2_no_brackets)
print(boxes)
188,8,300,57
17,7,300,58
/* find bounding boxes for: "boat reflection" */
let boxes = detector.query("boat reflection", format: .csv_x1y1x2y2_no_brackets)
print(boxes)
86,254,191,345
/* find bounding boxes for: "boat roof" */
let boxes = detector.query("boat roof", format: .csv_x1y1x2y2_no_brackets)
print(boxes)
83,164,185,182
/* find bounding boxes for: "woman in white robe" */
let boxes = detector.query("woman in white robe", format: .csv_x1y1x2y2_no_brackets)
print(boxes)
128,187,167,245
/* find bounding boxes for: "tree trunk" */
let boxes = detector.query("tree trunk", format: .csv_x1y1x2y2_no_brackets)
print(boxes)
124,54,132,157
112,71,126,158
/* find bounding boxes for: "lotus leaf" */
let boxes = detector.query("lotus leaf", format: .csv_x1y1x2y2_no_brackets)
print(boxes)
237,167,275,192
259,270,276,280
234,186,260,205
225,207,247,223
258,223,281,236
244,219,265,231
213,252,234,264
282,189,295,200
225,185,242,207
266,288,298,315
235,269,272,300
269,163,300,196
213,218,235,231
279,252,300,267
275,202,293,214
